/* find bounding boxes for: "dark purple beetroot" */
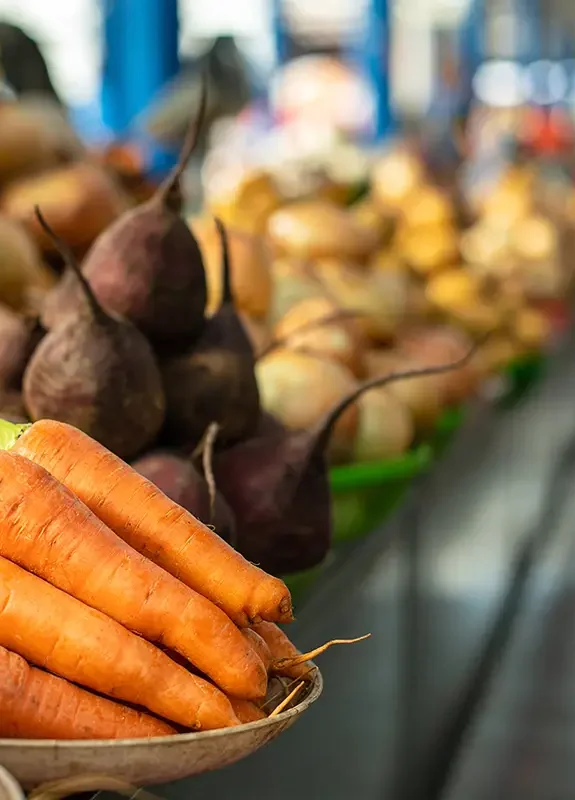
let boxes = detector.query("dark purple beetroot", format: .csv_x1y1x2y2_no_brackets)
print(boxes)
213,348,479,576
40,80,208,345
161,218,260,448
0,389,29,423
132,449,236,543
23,208,166,460
0,303,41,391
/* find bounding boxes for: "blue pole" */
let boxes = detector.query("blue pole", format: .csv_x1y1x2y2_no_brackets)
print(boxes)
101,0,180,175
356,0,393,143
270,0,289,70
457,0,484,116
427,0,483,133
517,0,540,64
460,0,484,73
264,0,289,118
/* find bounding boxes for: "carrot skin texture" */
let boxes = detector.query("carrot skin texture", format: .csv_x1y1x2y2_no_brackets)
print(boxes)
0,557,239,730
251,622,312,680
0,451,266,700
12,420,293,626
0,646,176,740
229,697,267,724
242,628,273,673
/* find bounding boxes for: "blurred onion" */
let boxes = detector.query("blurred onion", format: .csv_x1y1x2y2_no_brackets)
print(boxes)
273,295,366,377
191,217,273,319
256,349,358,461
352,387,414,463
364,349,444,429
314,259,409,342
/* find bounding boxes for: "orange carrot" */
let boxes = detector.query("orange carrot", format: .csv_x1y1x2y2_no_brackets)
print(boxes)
7,419,292,627
251,622,312,680
241,628,272,673
0,556,239,730
0,646,176,740
0,451,266,700
228,697,267,724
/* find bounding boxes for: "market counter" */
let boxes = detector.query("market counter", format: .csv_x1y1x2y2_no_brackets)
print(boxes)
152,335,575,800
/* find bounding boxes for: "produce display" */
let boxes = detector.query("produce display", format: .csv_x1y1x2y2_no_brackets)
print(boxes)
0,85,492,580
0,416,369,744
0,62,570,793
0,33,573,800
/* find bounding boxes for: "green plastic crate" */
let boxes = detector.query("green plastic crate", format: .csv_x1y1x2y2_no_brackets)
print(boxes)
431,406,466,457
329,444,433,544
283,446,433,604
500,352,545,408
284,554,335,609
283,349,548,605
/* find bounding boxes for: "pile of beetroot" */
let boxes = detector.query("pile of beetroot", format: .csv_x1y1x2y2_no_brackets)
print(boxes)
0,88,476,577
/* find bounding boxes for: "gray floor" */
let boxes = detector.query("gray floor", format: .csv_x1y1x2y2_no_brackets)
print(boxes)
444,393,575,797
153,338,575,800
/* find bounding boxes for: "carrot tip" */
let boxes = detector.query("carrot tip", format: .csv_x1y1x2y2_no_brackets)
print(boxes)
279,597,293,617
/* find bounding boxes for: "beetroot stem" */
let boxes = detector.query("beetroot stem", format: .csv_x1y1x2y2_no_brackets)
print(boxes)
201,422,220,528
214,217,233,306
33,206,109,325
309,333,489,460
156,72,208,209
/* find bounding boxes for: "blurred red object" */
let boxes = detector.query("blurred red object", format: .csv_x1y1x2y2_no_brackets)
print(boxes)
520,107,575,155
91,141,157,203
534,298,571,337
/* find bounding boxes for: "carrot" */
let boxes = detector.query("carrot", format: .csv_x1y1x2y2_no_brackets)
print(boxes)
0,451,266,700
0,646,176,740
8,419,293,626
241,628,272,672
0,556,239,730
228,697,267,724
251,622,312,680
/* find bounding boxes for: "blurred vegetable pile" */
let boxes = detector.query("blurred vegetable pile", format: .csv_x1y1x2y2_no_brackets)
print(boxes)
201,138,573,458
0,87,571,578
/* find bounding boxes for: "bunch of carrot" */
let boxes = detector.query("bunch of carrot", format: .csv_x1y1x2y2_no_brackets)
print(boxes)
0,417,367,741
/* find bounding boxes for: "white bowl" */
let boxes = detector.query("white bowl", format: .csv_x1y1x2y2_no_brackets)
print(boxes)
0,669,322,790
0,768,24,800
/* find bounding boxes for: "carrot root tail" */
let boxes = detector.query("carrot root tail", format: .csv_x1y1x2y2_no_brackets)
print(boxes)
273,634,371,671
269,681,305,718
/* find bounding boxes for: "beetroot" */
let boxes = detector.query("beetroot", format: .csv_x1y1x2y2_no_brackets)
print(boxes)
131,450,236,543
41,80,208,345
161,218,260,448
0,389,29,423
23,208,166,460
213,350,478,575
0,303,40,391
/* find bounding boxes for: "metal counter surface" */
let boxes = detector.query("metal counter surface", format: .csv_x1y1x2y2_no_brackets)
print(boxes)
156,342,575,800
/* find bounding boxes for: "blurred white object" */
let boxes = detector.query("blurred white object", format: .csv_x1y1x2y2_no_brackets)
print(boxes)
0,767,24,800
271,56,373,135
